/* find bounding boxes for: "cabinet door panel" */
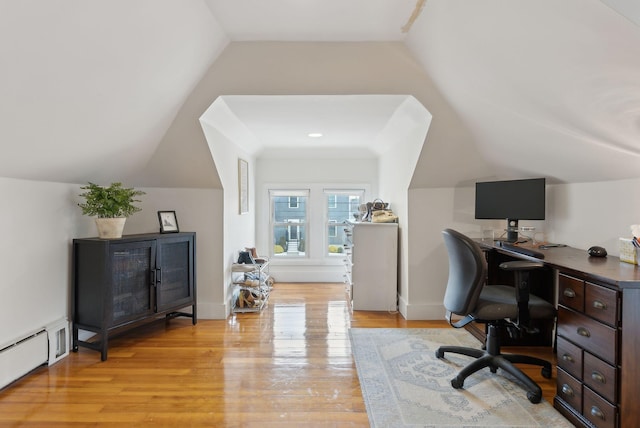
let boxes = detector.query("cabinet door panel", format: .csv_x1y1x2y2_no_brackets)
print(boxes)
110,241,155,325
156,236,194,311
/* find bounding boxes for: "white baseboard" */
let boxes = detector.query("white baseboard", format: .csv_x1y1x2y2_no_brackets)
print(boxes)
268,265,344,283
196,301,228,319
398,297,446,320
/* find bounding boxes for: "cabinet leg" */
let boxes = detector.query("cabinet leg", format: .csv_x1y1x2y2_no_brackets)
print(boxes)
101,331,108,361
192,304,197,325
72,324,79,352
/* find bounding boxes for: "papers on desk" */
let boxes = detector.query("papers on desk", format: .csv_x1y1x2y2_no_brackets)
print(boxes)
619,238,638,265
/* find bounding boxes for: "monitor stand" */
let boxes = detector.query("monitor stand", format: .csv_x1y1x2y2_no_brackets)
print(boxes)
506,218,519,243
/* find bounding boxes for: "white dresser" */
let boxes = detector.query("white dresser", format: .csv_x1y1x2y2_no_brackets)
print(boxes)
343,222,398,311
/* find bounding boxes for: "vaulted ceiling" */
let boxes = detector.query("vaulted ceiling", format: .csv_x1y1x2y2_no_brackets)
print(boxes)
1,0,639,188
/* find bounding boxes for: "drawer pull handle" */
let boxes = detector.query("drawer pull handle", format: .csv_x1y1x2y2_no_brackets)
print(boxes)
591,371,606,384
561,384,574,397
592,300,607,310
577,327,591,337
561,353,574,363
563,289,576,298
590,406,605,420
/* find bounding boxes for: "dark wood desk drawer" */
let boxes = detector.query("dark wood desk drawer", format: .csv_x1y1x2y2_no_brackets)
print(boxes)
557,307,617,365
559,274,585,312
584,352,617,404
557,336,583,380
585,282,618,327
557,368,582,413
583,386,617,428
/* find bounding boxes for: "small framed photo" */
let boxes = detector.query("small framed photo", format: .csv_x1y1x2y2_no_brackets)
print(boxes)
158,211,179,233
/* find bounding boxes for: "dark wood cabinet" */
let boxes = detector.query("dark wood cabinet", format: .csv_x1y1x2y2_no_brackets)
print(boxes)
479,240,640,428
555,273,620,428
72,232,196,360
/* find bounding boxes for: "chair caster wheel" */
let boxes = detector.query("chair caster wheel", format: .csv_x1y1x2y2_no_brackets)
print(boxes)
527,390,542,404
541,365,552,379
451,377,464,389
490,366,498,373
435,349,444,359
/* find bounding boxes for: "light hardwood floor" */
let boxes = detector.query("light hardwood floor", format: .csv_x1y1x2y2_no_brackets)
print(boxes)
0,283,557,427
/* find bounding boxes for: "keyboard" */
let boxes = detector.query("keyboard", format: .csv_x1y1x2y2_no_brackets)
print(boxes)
499,242,545,259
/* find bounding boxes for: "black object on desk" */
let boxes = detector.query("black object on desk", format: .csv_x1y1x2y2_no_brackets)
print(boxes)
587,245,607,257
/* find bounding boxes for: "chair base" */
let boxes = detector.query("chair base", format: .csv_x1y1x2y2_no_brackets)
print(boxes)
435,325,552,404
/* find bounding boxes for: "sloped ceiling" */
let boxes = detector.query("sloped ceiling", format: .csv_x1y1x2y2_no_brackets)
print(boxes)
0,1,228,184
0,0,639,187
406,0,640,185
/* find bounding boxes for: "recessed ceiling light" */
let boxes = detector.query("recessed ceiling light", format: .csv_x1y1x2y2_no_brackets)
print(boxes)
307,133,323,138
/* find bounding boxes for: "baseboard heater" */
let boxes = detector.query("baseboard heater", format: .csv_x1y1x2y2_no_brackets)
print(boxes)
0,319,70,390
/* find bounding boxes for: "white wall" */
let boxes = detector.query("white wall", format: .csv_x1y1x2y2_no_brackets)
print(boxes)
404,186,479,319
377,96,432,317
200,114,256,315
0,177,90,347
547,178,640,255
125,187,223,319
404,178,640,320
256,157,376,282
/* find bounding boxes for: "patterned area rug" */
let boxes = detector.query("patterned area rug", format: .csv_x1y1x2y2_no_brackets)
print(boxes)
349,328,573,428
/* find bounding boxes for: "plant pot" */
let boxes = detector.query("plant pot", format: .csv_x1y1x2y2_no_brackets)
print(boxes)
95,218,126,239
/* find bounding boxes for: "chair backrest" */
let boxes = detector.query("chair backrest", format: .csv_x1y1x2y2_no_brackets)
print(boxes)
441,229,488,316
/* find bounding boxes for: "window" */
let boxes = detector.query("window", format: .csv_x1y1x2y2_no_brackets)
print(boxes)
325,189,364,256
328,220,338,238
271,190,308,257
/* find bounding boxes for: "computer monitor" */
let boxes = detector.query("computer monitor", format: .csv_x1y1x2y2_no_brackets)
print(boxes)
475,178,546,242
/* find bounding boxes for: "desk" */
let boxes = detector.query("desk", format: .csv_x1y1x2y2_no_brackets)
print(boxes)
479,240,640,428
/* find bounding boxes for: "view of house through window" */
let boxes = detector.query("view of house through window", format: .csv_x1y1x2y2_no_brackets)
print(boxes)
269,188,364,258
270,190,309,257
326,189,364,256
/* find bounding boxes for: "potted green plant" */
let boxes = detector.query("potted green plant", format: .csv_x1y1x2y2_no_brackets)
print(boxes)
78,182,145,239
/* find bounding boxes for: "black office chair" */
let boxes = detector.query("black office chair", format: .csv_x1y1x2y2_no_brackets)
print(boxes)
435,228,555,403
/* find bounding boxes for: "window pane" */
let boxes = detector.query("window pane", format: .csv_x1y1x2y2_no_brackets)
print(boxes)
328,225,348,255
273,224,306,256
325,190,364,256
271,191,308,257
328,221,337,238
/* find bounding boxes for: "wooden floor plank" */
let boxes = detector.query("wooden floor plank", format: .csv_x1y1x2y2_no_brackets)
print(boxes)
0,283,557,426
